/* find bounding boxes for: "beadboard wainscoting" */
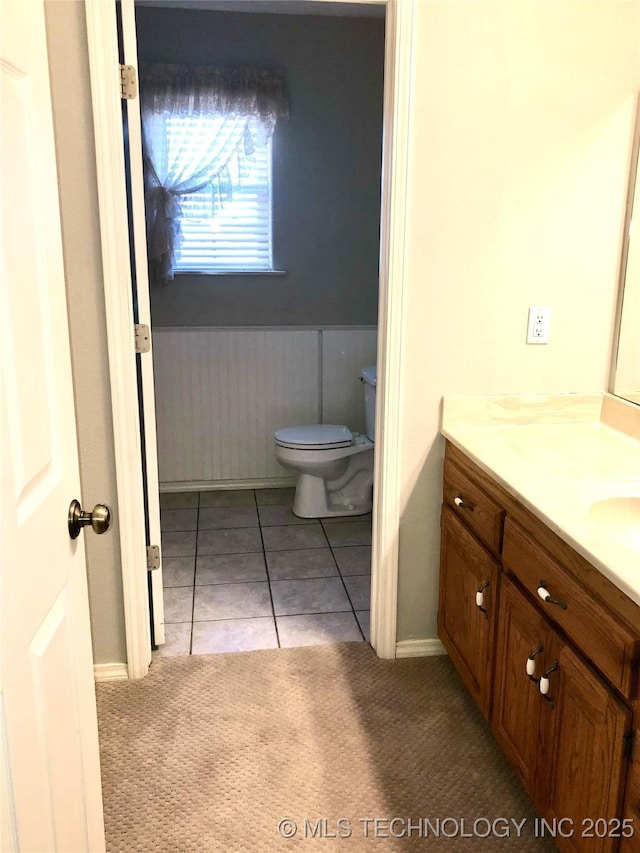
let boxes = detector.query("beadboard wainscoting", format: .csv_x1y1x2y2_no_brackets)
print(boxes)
153,327,378,489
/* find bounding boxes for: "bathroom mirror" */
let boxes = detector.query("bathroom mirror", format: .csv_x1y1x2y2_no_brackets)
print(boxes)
611,94,640,406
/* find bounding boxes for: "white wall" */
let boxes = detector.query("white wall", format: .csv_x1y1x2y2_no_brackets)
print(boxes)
615,131,640,400
394,0,640,642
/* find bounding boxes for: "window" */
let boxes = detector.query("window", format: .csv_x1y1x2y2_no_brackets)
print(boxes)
167,115,273,274
140,63,287,286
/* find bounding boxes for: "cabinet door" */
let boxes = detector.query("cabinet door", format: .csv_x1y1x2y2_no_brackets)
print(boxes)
619,738,640,853
492,576,552,809
541,643,631,853
438,506,499,718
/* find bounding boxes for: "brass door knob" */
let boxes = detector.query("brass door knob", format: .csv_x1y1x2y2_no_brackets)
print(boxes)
68,499,112,539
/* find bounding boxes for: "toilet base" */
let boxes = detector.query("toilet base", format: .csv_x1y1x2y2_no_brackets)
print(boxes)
292,471,373,519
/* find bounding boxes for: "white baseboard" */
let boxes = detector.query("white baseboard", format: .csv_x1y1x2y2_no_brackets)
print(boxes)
160,477,297,493
94,663,129,682
395,639,447,658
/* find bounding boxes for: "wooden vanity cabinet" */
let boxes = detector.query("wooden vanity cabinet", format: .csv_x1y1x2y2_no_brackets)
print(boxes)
442,458,504,557
543,640,631,853
438,453,505,718
438,506,499,718
493,577,631,853
492,575,552,810
502,517,638,698
438,442,640,853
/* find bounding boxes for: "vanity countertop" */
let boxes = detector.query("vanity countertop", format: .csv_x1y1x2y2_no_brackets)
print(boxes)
441,394,640,605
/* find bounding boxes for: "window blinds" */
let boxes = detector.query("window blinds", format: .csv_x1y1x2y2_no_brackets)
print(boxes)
168,117,273,274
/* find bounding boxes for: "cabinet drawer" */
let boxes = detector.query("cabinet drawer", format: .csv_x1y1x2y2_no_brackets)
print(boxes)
503,517,637,698
443,459,505,556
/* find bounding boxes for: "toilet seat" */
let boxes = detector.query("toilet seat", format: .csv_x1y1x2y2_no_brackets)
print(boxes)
274,424,353,451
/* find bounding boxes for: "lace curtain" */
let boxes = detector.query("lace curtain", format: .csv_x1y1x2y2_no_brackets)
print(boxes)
139,63,289,286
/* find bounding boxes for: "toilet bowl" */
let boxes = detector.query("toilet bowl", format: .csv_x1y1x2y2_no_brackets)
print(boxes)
274,367,376,518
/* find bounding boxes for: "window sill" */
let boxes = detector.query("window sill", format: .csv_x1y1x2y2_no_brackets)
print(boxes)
175,270,287,277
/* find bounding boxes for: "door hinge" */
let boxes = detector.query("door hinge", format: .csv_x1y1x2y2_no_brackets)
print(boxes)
120,64,137,100
134,323,150,353
146,545,161,571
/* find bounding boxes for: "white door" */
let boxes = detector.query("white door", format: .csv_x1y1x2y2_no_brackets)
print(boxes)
0,1,106,849
120,0,165,645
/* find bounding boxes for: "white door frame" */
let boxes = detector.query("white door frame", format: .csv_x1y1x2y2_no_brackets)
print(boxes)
85,0,151,679
85,0,414,674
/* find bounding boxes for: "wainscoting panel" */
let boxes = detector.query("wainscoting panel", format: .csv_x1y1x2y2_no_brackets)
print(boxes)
153,329,319,484
322,329,378,435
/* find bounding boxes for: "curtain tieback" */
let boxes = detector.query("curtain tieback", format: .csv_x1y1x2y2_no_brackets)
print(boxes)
145,186,182,264
145,186,181,219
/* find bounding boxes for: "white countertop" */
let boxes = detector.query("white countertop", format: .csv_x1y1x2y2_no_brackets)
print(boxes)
441,394,640,605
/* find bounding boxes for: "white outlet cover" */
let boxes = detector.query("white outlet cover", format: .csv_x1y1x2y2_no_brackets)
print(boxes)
526,306,550,344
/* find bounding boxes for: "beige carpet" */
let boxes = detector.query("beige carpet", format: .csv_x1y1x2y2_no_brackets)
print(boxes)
96,643,555,852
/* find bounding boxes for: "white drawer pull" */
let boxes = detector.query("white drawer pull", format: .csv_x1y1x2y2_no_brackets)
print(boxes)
475,580,489,617
454,496,475,511
537,582,567,610
539,661,558,708
526,644,543,679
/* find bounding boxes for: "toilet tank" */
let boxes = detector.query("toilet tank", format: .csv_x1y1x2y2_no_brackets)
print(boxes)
360,366,377,441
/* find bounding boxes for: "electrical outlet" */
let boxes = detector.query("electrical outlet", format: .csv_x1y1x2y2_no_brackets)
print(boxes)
526,306,550,344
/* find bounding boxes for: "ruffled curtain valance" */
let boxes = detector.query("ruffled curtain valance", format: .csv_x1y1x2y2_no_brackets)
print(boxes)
139,63,289,286
139,63,289,132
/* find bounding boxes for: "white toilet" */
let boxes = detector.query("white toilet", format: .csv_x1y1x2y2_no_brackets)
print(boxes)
274,366,377,518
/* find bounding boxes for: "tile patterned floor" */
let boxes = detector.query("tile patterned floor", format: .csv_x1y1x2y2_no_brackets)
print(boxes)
155,487,372,657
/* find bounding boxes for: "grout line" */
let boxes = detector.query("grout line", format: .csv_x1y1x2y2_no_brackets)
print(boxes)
327,539,369,641
194,573,344,588
167,570,371,591
188,500,200,654
338,568,364,638
184,609,356,625
163,525,369,541
263,543,364,552
255,491,281,648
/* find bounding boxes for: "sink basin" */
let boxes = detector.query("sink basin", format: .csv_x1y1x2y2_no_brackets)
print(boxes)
589,497,640,551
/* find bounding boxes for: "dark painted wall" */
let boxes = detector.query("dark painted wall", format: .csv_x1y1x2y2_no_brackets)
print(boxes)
135,6,385,326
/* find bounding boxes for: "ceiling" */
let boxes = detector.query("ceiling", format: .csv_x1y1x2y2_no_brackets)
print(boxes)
136,0,385,18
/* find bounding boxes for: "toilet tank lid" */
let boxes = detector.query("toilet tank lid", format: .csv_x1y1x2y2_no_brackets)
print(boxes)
274,424,353,447
360,366,377,386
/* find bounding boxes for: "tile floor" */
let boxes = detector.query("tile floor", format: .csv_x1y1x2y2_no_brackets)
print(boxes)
155,487,372,656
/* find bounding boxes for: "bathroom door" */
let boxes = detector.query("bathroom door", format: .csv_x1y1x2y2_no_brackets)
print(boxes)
118,0,165,645
1,0,105,846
